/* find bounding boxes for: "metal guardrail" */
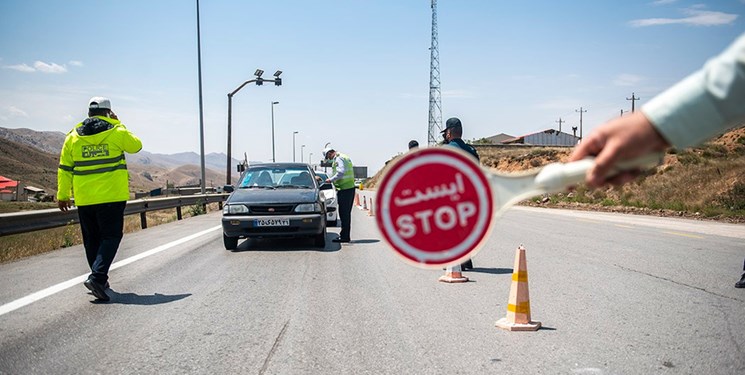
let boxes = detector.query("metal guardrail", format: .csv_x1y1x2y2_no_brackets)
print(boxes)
0,193,229,237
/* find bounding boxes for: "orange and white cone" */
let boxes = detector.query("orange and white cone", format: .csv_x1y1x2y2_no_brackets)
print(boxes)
368,198,374,216
496,245,541,331
362,196,368,210
354,192,360,207
439,264,469,283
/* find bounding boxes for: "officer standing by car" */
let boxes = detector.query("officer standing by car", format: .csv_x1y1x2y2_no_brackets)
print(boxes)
442,117,478,270
57,97,142,302
323,147,355,243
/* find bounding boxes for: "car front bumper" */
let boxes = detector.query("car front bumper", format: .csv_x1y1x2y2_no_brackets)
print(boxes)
222,213,325,238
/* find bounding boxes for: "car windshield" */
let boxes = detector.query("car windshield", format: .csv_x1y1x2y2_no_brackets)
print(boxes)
239,166,315,189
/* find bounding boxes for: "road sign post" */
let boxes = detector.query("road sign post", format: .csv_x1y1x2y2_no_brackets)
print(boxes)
376,148,494,268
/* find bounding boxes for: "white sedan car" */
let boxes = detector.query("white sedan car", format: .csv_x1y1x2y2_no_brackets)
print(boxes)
314,172,338,227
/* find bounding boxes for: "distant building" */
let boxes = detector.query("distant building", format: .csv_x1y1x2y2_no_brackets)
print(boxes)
483,133,515,144
501,129,580,147
23,186,46,202
0,175,19,201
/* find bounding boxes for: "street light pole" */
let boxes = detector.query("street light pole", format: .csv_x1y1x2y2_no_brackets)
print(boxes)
225,69,283,184
292,131,299,162
301,145,306,163
196,0,206,193
271,101,279,162
309,152,313,168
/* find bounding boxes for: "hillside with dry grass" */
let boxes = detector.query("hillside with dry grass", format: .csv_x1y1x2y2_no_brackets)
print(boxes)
367,127,745,222
0,126,241,195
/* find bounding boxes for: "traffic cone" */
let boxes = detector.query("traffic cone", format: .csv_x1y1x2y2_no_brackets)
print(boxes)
496,245,541,331
439,264,469,283
354,192,360,207
362,196,368,210
368,198,374,216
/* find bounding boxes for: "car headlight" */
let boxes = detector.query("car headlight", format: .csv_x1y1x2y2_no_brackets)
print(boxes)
324,198,336,206
295,203,321,213
223,204,249,214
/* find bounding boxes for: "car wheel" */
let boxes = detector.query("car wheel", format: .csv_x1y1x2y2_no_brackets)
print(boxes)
223,234,238,250
328,219,337,227
314,232,326,248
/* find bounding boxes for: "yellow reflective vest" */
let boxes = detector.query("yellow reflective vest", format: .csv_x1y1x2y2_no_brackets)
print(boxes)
57,116,142,206
332,152,355,190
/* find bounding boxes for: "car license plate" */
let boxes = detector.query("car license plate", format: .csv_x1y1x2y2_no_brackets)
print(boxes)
255,218,290,227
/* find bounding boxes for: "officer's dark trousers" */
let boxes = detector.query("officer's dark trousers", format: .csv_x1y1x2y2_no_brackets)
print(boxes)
337,187,356,241
77,201,126,284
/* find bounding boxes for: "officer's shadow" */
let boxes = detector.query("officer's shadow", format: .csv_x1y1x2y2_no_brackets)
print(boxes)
467,267,513,275
93,290,191,305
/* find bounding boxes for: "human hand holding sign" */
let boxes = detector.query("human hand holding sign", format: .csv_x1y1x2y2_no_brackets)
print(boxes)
569,111,669,188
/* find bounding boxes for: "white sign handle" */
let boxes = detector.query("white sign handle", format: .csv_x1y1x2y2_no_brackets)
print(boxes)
487,152,664,214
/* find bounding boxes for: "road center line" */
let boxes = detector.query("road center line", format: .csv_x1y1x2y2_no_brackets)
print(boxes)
661,231,704,239
0,225,221,317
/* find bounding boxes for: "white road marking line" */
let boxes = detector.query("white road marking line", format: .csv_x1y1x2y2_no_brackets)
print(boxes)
0,225,221,317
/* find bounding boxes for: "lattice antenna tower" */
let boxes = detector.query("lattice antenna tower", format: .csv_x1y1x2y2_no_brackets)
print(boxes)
428,0,443,145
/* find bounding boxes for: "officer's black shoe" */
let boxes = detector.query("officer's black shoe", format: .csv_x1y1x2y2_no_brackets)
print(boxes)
736,273,745,289
461,260,473,270
84,279,110,302
332,238,350,243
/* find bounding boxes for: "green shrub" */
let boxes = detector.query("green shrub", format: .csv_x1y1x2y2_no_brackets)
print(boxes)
61,222,76,248
600,198,616,206
701,144,728,158
716,183,745,210
677,151,702,165
189,200,207,216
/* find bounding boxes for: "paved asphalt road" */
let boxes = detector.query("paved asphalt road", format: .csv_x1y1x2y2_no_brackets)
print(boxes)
1,199,743,374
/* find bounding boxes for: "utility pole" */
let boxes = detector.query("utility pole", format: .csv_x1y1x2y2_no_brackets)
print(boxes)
572,126,578,138
555,117,565,134
626,92,640,113
427,0,442,145
575,107,587,141
620,109,625,117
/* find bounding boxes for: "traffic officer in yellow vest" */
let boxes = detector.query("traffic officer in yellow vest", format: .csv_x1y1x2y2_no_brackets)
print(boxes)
322,147,355,243
57,97,142,302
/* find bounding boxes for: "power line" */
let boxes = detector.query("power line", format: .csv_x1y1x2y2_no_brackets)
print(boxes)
626,92,640,113
555,117,565,133
427,0,442,146
575,107,587,141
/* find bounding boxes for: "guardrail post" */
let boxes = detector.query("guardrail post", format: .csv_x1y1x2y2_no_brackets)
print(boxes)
140,212,148,229
219,201,223,210
176,206,183,220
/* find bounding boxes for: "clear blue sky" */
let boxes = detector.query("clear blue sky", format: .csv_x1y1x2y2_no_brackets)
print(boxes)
1,0,742,175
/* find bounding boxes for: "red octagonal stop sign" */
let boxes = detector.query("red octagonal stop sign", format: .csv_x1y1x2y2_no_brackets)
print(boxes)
375,147,494,268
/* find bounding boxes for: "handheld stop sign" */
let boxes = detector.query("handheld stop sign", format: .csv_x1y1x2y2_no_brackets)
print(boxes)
375,147,494,268
376,147,662,268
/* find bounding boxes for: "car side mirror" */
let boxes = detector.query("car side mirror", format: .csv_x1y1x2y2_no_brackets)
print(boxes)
223,185,234,193
320,183,334,190
237,164,246,173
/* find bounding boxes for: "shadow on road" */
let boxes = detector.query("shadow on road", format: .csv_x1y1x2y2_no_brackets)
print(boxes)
96,291,192,305
467,267,513,275
349,239,380,244
231,233,340,253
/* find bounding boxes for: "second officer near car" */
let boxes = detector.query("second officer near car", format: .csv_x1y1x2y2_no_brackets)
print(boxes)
323,147,356,243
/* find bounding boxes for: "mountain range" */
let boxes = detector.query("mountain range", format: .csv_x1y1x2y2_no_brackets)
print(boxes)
0,126,242,194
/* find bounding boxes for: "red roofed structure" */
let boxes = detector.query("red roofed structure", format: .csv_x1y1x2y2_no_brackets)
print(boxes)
0,175,19,201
